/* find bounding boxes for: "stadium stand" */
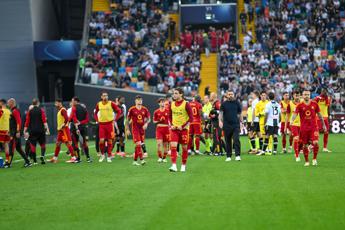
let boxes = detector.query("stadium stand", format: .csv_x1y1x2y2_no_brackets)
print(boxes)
219,0,345,112
79,0,203,96
78,0,344,112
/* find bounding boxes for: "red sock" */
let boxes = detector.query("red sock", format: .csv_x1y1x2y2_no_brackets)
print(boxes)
157,149,162,158
303,146,309,162
293,140,299,158
107,142,113,157
289,135,293,146
67,144,75,157
30,143,36,154
5,150,10,162
134,145,139,161
100,142,105,155
54,145,61,157
313,143,319,160
137,145,143,160
170,146,177,164
195,136,200,151
135,145,143,160
182,147,188,165
323,133,328,149
163,151,168,159
282,134,286,148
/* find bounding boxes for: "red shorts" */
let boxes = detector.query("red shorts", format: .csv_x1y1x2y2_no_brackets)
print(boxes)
170,129,189,145
132,128,145,143
156,126,170,142
300,129,319,145
280,122,290,134
290,125,300,137
317,118,329,132
0,130,10,143
57,127,72,143
189,123,202,135
99,122,115,140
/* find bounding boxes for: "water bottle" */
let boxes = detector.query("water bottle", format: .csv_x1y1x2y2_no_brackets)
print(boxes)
0,157,3,168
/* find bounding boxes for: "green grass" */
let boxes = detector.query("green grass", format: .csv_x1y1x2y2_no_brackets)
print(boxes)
1,134,345,230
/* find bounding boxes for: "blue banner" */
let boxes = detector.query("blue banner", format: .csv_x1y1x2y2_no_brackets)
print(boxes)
34,40,80,61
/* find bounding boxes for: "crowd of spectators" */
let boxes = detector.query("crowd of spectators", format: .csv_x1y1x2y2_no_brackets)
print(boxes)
79,0,203,96
219,0,345,112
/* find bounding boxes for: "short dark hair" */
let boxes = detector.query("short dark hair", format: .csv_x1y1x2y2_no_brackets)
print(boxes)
292,90,300,95
32,98,39,105
268,92,275,100
72,96,80,102
101,91,108,95
56,98,63,103
0,99,6,104
157,98,165,103
260,91,267,95
174,87,184,95
117,95,124,100
194,95,201,103
135,95,142,99
253,91,260,97
283,91,289,95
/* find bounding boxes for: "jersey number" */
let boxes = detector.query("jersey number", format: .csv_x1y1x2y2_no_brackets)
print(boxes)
273,107,279,115
192,107,198,116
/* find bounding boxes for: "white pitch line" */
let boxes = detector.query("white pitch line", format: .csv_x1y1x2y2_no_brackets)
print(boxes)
12,145,95,163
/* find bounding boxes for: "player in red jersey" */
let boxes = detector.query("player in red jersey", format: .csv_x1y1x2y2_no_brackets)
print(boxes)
285,91,303,161
188,95,203,155
49,99,77,163
291,90,326,167
169,88,193,172
153,98,170,163
94,92,122,163
126,95,151,166
314,88,332,152
280,92,292,153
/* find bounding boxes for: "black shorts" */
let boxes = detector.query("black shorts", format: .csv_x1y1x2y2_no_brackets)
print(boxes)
203,120,212,133
29,132,46,146
117,125,125,138
247,122,253,132
253,122,260,132
265,125,279,136
71,125,88,141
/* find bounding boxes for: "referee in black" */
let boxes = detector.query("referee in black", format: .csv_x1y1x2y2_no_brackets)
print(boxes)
219,90,242,162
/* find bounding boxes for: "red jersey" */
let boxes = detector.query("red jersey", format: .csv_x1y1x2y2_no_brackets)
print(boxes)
314,95,331,118
127,106,150,129
189,101,202,124
153,108,170,125
294,101,320,131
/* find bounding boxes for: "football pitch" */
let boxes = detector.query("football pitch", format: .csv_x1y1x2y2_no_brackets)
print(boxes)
1,134,345,229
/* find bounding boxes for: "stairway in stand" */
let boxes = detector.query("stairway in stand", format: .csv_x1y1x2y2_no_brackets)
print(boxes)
199,53,218,97
237,0,256,47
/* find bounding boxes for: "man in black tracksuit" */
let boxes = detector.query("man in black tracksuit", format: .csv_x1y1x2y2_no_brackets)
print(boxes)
24,99,50,164
115,96,126,156
219,91,242,161
209,107,224,156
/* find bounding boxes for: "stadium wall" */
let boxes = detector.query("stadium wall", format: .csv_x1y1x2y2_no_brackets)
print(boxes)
30,0,59,41
75,83,166,138
0,0,37,103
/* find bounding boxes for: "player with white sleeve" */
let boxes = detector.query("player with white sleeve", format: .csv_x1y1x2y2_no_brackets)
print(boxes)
259,92,281,155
